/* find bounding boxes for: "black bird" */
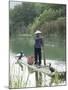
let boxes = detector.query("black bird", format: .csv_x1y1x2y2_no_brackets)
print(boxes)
18,52,23,60
15,51,24,60
15,51,24,70
49,63,55,73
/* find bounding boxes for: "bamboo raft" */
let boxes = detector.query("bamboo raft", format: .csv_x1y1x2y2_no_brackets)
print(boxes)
16,59,66,86
17,60,52,76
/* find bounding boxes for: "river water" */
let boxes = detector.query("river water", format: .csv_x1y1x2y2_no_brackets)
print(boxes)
9,52,66,88
9,36,66,88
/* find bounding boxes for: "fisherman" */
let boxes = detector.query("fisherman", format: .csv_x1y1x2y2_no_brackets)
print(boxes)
34,30,43,67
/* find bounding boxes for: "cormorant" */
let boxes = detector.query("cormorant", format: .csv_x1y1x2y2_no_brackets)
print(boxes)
49,63,55,73
15,51,24,60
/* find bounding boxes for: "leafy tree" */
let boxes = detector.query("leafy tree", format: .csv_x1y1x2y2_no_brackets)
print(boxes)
9,2,66,39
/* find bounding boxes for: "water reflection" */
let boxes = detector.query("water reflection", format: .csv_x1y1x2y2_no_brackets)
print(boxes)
10,35,66,88
9,52,66,88
35,72,42,87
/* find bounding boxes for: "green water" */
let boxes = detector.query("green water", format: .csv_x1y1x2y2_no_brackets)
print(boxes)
10,35,65,60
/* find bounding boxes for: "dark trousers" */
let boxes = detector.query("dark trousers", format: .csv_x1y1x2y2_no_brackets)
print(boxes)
34,48,41,65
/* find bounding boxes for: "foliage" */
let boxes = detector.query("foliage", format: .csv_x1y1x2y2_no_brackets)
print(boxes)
9,2,44,36
28,8,65,32
9,2,66,40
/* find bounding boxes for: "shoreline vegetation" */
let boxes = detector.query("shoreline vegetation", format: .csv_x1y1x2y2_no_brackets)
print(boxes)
10,2,66,40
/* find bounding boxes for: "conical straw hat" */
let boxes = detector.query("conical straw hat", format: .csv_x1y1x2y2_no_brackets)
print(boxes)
35,30,42,34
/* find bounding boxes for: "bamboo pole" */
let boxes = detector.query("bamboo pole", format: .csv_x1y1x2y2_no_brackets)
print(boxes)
43,37,46,65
